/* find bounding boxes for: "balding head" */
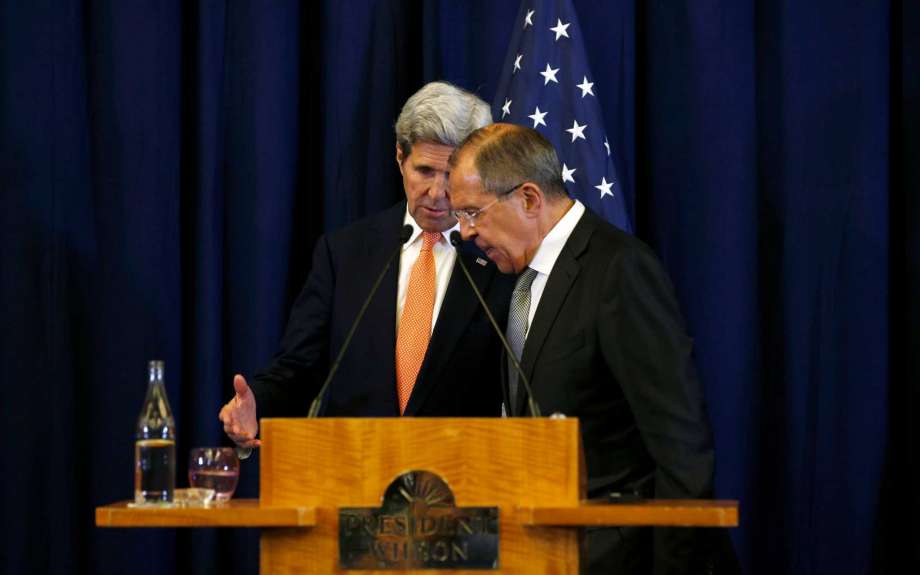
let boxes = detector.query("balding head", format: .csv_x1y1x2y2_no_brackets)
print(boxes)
447,124,574,274
449,123,568,201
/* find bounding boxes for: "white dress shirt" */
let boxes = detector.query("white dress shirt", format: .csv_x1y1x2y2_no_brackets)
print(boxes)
395,209,459,333
525,200,586,328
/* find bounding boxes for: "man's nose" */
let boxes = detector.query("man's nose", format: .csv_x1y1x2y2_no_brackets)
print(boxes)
459,219,476,240
429,173,448,199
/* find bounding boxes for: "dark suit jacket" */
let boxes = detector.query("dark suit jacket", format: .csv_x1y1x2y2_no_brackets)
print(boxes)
510,208,721,575
253,202,513,418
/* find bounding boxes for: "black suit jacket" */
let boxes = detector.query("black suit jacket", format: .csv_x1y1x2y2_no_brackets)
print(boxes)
253,202,513,418
511,208,720,575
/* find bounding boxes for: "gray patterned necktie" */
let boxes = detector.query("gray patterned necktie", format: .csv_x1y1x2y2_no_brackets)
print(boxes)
505,267,538,412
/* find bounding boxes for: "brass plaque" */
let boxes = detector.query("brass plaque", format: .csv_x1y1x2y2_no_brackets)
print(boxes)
339,470,499,570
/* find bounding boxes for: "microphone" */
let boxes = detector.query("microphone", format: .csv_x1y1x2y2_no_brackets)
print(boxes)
306,224,414,418
449,231,541,418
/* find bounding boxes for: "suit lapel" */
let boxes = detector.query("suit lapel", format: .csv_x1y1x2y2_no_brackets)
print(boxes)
404,247,496,415
359,204,406,415
513,213,595,415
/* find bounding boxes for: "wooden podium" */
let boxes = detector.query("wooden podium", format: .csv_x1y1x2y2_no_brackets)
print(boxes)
97,418,737,573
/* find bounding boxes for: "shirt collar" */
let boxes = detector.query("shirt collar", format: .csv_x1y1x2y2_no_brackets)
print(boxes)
403,206,459,249
528,199,586,276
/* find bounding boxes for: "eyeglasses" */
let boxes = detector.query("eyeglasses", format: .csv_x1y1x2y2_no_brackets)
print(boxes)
451,182,524,228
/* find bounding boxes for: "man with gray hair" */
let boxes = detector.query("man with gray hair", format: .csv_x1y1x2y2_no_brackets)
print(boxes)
448,123,729,574
220,82,511,443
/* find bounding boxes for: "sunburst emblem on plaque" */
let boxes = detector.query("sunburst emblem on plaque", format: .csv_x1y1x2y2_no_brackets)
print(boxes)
386,470,455,510
340,469,499,570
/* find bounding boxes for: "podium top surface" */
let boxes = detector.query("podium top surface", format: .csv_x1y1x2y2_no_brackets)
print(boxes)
95,499,315,528
521,499,738,527
95,499,738,528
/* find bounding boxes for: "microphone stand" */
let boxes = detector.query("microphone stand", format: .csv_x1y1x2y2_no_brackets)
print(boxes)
307,225,414,417
450,232,541,418
238,226,413,459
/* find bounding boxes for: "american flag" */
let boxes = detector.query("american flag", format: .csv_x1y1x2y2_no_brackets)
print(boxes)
493,0,632,232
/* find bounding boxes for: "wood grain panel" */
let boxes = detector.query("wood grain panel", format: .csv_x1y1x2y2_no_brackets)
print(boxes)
522,500,739,527
95,499,315,528
259,418,582,574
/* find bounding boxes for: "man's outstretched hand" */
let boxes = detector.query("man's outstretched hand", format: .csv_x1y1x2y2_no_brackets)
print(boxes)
218,374,261,449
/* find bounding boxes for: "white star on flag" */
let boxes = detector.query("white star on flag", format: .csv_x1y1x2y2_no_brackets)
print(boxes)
577,76,594,97
562,163,577,183
491,0,632,232
550,19,571,41
595,177,614,198
528,106,547,128
566,119,587,142
540,63,560,85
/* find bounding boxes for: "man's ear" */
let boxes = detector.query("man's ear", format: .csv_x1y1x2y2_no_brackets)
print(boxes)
519,183,544,216
395,143,405,171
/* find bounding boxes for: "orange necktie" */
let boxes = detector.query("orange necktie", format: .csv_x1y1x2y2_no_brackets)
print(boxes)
395,231,440,414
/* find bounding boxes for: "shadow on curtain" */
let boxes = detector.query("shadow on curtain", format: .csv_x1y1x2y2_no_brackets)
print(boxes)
0,1,914,574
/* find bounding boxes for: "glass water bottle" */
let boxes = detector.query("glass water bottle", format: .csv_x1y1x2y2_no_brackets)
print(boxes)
134,360,176,504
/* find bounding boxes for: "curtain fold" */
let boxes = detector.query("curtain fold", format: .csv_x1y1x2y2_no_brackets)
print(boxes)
0,1,911,574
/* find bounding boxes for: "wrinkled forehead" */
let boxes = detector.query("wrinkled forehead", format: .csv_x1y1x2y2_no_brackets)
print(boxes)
448,148,480,178
448,163,489,207
405,140,455,166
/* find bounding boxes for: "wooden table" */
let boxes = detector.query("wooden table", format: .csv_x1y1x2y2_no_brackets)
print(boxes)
96,498,736,529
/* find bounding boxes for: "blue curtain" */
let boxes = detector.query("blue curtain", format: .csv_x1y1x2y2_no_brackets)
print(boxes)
1,1,914,574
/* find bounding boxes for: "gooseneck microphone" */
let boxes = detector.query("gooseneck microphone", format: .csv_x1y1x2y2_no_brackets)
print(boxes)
306,224,414,418
449,231,541,418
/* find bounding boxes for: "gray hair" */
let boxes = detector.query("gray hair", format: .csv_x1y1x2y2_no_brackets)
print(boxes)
449,123,568,200
395,81,492,157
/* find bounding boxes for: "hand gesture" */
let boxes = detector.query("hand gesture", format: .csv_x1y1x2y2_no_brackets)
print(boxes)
218,374,261,449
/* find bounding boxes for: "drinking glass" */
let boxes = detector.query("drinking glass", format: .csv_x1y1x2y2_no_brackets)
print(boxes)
188,447,240,502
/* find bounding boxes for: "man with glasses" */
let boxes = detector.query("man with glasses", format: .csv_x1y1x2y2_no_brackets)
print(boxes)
448,123,726,574
219,83,513,448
